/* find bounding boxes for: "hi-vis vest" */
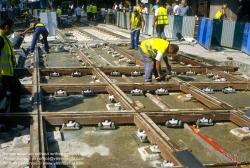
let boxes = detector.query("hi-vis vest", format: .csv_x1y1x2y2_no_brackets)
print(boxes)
87,5,92,13
215,10,223,19
156,7,169,25
140,38,169,58
24,11,30,20
136,6,142,13
35,23,45,28
131,12,142,30
44,9,50,13
92,5,97,13
0,33,16,76
57,8,62,17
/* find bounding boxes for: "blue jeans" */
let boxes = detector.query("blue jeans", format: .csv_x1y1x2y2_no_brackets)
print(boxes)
30,27,49,53
57,17,61,26
130,29,140,49
139,46,158,82
156,24,166,39
25,20,30,28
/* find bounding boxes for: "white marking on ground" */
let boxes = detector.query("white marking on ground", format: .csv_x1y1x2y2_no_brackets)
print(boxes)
58,141,109,157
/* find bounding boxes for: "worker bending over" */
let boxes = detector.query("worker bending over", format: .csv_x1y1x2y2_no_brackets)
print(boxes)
139,38,179,82
27,18,49,53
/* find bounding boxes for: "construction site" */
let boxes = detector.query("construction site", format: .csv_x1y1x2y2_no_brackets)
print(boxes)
0,11,250,168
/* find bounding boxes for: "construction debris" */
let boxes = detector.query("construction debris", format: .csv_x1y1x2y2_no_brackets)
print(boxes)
230,127,250,141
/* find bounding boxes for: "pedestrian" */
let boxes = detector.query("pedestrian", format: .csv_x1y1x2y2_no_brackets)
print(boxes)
24,8,32,28
74,5,82,23
48,0,53,8
152,1,169,39
122,5,127,12
69,3,74,11
28,18,49,54
91,3,97,21
51,6,56,12
142,4,148,14
139,38,179,82
136,2,143,13
173,0,180,15
82,4,85,15
119,2,123,11
214,4,231,20
40,0,46,9
179,0,189,16
57,6,62,27
112,3,117,10
44,6,50,12
129,5,132,12
30,4,33,15
166,3,173,16
86,4,92,21
129,9,145,50
151,1,159,14
0,19,28,112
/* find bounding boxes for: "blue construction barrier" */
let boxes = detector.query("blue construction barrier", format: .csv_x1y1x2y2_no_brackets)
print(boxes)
197,18,213,50
213,19,246,50
242,23,250,55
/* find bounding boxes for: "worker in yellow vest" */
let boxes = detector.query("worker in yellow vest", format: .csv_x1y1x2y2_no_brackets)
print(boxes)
129,9,145,50
91,3,97,21
24,8,32,28
86,4,92,21
44,7,50,13
136,2,143,13
152,2,169,39
0,19,28,112
139,38,179,82
214,4,231,20
57,6,62,27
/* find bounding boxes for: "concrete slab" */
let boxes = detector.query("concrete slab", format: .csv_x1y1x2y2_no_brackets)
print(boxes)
47,126,163,167
200,122,250,162
159,125,222,164
43,94,110,112
212,91,250,107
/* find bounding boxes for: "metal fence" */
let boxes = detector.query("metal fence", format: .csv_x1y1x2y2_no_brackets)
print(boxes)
242,23,250,55
112,11,196,38
213,19,246,50
165,16,195,39
197,18,213,50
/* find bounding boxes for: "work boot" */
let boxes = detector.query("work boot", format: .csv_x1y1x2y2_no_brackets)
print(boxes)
129,47,134,50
